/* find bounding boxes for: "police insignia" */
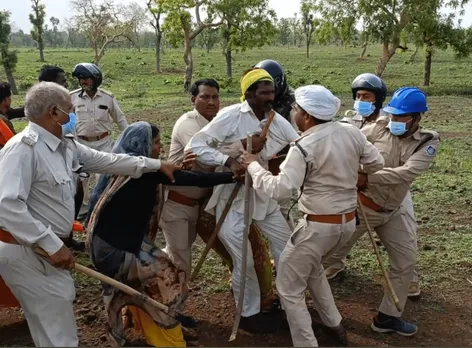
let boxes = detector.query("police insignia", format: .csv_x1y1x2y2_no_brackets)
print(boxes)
426,145,436,156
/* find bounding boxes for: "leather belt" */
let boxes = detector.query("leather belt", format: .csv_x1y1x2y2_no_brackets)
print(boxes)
304,211,356,224
78,132,109,142
168,190,203,207
358,192,392,213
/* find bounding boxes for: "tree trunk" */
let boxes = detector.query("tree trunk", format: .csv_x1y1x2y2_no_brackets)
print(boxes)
225,49,232,78
39,46,44,62
5,69,18,95
408,46,419,63
423,45,433,87
359,41,368,59
183,37,193,92
375,41,398,77
306,36,310,58
155,30,162,73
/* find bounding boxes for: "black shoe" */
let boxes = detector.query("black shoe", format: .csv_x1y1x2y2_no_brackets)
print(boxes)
239,311,284,334
65,237,86,252
325,324,349,346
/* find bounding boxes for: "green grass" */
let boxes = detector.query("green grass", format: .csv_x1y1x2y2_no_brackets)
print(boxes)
3,45,472,302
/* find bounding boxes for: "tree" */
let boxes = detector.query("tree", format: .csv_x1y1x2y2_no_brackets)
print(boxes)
211,0,276,78
301,0,318,58
147,0,165,73
50,16,61,47
0,11,18,94
196,27,220,52
29,0,46,61
71,0,137,64
162,0,223,91
277,18,292,47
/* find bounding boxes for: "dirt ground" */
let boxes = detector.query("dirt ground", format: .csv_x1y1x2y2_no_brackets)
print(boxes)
1,244,472,347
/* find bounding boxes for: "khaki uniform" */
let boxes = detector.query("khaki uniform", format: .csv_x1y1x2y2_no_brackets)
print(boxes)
71,88,128,207
324,117,440,317
186,101,299,317
248,122,384,347
0,122,162,347
160,110,212,275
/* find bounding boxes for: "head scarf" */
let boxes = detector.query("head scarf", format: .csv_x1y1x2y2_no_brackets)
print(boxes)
87,121,154,218
240,68,274,102
294,85,341,121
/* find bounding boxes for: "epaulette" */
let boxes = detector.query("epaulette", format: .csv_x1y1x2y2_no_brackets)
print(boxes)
419,129,440,141
290,134,309,158
64,134,75,140
70,88,82,95
21,129,38,146
99,88,114,97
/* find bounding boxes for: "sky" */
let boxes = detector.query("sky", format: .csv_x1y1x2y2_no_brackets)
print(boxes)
5,0,472,32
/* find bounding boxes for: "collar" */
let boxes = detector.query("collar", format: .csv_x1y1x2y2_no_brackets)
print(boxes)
81,89,101,100
28,122,61,151
301,122,333,136
240,101,271,121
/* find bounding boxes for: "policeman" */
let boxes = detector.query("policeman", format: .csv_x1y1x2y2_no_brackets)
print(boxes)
324,87,440,336
71,63,128,213
341,73,387,129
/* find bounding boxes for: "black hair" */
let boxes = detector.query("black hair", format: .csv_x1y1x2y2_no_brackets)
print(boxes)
411,112,421,119
0,82,11,104
150,123,160,138
38,65,65,82
190,79,220,97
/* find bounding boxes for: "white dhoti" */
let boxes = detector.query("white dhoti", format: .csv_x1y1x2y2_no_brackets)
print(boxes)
277,217,356,347
0,242,78,347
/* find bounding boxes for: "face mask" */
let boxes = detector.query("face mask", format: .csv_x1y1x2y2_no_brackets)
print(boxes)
388,120,408,136
354,100,375,117
62,112,76,135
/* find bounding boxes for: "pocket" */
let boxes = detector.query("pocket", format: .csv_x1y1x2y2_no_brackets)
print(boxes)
290,220,307,245
51,171,73,201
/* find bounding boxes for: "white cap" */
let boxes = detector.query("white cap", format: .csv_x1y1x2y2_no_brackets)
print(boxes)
294,85,341,121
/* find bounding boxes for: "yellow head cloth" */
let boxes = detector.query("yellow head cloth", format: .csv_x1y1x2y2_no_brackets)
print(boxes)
240,68,274,102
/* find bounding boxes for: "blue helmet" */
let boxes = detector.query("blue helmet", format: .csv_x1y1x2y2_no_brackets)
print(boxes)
383,87,428,115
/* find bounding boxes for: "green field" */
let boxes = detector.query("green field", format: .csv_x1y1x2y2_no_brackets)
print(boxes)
2,45,472,346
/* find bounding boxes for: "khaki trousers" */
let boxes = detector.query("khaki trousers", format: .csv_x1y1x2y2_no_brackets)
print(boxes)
160,199,198,276
0,242,78,347
277,217,356,347
324,204,417,317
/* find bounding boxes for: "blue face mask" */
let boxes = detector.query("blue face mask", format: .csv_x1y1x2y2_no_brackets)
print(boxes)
388,120,409,136
354,100,375,117
62,112,76,135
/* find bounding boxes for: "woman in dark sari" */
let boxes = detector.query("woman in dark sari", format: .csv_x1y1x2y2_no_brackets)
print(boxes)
85,121,234,347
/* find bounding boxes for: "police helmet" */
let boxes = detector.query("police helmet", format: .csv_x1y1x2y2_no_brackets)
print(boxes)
254,60,287,97
351,73,387,110
72,63,103,88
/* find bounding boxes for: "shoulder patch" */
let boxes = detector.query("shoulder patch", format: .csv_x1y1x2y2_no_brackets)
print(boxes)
425,145,436,156
420,129,440,141
21,130,38,146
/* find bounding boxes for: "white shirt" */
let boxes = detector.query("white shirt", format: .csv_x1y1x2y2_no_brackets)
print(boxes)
0,122,161,254
185,101,299,220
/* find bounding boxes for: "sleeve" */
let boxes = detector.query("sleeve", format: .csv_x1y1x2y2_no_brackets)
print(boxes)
150,170,235,187
248,145,306,200
76,141,161,177
6,107,25,120
368,139,439,185
0,144,64,254
110,97,128,131
185,111,236,167
359,133,385,173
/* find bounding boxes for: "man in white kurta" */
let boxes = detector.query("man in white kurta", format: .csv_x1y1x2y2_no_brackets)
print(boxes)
185,69,299,333
0,82,177,347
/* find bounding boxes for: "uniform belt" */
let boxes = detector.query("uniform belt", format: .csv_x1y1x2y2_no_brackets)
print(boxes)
304,211,356,224
0,229,69,246
167,190,203,207
78,132,110,142
357,192,392,213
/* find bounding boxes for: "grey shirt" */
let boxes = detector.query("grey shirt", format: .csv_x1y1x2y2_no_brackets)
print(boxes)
0,122,161,254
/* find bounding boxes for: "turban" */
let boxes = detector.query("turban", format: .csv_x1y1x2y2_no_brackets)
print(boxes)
294,85,341,121
240,68,274,102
